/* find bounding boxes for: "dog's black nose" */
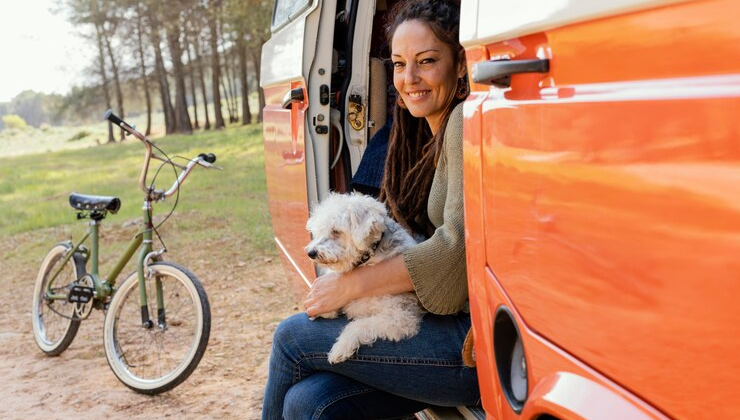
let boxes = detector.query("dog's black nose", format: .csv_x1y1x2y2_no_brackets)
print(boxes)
307,249,318,259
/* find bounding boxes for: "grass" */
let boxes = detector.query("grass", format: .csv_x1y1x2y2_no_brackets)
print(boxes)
0,122,275,256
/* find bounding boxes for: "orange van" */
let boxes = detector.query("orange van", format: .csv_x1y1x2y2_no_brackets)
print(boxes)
261,0,740,418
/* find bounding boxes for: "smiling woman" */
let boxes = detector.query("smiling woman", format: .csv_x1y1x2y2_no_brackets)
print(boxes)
0,0,91,102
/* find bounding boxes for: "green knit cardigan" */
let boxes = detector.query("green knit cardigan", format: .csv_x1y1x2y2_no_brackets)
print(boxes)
403,102,468,315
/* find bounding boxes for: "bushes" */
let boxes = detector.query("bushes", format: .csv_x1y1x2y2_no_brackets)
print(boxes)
67,130,91,142
1,114,28,130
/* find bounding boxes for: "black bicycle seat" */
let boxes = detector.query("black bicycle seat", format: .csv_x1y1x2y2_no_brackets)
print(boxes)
69,192,121,214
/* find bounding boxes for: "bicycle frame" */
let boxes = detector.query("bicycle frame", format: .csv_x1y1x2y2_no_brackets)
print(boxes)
44,200,156,320
44,110,217,327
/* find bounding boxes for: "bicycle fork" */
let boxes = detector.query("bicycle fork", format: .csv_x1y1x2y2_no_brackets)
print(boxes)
137,201,167,330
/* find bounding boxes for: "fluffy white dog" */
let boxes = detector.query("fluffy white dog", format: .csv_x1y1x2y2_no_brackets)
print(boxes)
305,192,426,364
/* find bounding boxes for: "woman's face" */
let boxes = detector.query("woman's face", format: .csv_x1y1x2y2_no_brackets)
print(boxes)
391,19,466,134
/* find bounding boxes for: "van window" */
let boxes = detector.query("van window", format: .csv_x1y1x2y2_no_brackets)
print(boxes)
272,0,312,30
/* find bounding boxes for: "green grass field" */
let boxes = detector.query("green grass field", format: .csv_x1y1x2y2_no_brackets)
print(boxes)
0,122,275,261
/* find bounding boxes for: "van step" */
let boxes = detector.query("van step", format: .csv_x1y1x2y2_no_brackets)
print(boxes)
417,406,485,420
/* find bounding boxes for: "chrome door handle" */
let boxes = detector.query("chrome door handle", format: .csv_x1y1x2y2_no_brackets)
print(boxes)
472,59,549,87
282,87,305,109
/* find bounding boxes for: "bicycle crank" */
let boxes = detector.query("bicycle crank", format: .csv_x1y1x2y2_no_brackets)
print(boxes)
69,275,95,319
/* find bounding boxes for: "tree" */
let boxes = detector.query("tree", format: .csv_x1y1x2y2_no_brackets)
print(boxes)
147,4,176,134
207,0,225,129
1,114,28,130
165,9,193,133
134,2,153,135
100,17,126,140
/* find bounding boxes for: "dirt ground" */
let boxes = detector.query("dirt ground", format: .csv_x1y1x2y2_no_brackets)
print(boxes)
0,222,299,419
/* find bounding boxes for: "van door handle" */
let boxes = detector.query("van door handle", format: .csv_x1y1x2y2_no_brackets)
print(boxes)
472,59,549,87
282,88,305,109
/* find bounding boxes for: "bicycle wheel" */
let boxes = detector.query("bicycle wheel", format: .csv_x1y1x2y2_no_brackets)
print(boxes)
103,261,211,394
32,242,81,356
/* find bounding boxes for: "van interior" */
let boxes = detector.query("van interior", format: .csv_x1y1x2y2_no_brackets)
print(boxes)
326,0,400,197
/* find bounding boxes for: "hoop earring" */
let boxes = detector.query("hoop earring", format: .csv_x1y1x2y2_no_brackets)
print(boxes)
455,77,469,99
396,95,407,109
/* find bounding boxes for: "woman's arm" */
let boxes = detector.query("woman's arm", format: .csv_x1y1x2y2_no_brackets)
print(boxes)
304,255,413,317
305,103,467,317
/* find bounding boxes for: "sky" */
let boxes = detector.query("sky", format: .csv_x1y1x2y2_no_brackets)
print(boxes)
0,0,93,103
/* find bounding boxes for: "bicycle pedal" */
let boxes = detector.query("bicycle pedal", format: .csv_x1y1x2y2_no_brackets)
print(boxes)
68,285,95,304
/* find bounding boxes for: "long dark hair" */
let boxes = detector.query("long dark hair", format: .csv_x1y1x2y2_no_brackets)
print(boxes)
379,0,465,236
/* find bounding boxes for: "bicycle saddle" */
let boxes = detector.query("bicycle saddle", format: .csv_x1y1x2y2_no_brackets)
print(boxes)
69,192,121,214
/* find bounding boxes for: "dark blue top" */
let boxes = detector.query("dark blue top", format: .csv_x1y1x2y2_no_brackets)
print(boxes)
351,118,392,197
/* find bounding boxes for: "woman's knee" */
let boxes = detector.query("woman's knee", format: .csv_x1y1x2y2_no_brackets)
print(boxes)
282,372,378,420
272,312,310,347
282,376,336,420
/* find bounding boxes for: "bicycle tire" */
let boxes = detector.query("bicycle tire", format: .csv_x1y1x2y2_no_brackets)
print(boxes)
32,242,81,356
103,261,211,394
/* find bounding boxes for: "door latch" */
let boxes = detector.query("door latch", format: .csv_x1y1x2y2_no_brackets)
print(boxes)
347,95,365,131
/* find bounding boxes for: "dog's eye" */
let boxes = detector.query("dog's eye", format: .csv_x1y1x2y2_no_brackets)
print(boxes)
330,229,341,238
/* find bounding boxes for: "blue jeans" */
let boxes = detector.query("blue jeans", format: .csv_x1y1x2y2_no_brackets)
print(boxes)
261,311,479,420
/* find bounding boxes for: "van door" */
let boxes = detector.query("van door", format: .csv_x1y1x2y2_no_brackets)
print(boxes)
261,0,332,290
462,0,740,419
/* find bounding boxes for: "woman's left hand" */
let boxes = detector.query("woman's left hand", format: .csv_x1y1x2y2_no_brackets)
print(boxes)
304,271,357,317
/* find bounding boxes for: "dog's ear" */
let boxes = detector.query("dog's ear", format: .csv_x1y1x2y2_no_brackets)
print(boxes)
350,206,385,249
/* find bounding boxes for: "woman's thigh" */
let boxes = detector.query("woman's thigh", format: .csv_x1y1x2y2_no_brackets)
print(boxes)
283,372,427,420
273,311,479,406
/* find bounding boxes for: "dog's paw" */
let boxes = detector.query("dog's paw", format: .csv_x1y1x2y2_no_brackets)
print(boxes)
327,338,359,364
323,310,340,319
311,310,338,320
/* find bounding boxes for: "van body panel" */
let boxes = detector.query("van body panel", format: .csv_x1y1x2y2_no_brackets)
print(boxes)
459,0,692,47
262,83,315,289
463,0,740,418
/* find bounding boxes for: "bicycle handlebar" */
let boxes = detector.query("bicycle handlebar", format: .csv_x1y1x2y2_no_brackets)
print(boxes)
103,109,219,201
104,109,125,127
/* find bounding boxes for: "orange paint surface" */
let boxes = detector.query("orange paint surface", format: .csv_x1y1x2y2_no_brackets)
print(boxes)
464,0,740,418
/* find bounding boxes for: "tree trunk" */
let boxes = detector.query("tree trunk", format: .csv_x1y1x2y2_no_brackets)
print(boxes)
237,35,251,125
220,71,234,123
166,18,193,133
230,48,240,122
135,4,152,136
195,35,211,130
94,22,115,143
221,33,238,123
185,37,199,130
249,45,264,123
149,10,175,134
208,4,225,129
103,31,125,141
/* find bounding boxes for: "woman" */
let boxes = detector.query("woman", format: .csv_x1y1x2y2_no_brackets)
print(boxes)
262,1,477,418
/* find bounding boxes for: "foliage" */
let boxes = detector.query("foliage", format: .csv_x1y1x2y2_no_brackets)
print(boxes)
1,114,28,130
44,0,273,130
0,91,65,129
67,130,92,141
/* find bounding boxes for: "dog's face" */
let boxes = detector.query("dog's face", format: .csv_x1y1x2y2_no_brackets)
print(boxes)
305,193,387,273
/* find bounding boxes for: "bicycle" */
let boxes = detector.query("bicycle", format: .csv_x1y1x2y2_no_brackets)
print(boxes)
31,110,220,395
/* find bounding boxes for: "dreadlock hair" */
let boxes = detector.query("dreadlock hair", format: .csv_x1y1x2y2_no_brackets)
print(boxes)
379,0,466,237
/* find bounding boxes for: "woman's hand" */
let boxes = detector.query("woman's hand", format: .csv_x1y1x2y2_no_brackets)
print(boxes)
303,256,415,318
304,271,357,318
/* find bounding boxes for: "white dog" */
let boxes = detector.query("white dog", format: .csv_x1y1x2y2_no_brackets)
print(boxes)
305,192,426,364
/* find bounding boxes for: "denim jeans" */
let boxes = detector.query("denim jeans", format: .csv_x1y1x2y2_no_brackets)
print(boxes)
261,311,479,420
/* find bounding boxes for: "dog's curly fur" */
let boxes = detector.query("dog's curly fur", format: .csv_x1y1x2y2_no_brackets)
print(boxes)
306,192,426,364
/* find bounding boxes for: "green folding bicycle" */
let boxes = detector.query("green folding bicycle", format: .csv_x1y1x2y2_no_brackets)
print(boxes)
32,110,219,394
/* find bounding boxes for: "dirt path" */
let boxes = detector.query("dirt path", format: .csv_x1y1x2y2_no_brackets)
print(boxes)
0,222,298,419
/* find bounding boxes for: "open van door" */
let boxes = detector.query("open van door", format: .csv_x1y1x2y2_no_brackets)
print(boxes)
261,0,376,292
261,0,328,292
